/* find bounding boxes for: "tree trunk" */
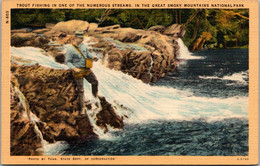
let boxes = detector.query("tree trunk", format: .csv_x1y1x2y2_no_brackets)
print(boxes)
236,19,246,47
191,15,202,42
175,11,178,24
179,10,181,24
185,10,200,25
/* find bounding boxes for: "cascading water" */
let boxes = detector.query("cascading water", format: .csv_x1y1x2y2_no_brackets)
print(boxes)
11,45,117,139
11,37,249,155
11,82,69,155
176,38,202,60
12,85,47,146
148,56,154,81
11,45,248,123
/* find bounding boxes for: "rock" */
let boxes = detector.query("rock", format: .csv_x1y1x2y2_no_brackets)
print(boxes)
148,25,166,33
45,46,66,63
31,36,50,48
86,23,98,34
107,61,122,70
163,24,186,38
52,20,89,33
96,97,124,132
11,120,42,155
117,29,142,42
11,78,42,155
91,38,115,51
11,33,50,47
144,44,156,52
106,48,124,70
96,24,120,33
32,28,51,34
11,32,37,41
89,25,180,83
43,30,74,45
152,50,163,64
11,28,32,33
14,22,181,84
55,53,66,64
10,63,124,155
45,23,55,29
43,30,60,38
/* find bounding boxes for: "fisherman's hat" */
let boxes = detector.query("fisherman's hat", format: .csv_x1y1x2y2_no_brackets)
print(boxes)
75,31,84,38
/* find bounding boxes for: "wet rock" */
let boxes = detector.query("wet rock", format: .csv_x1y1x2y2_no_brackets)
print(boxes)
43,30,74,45
12,21,182,83
96,97,124,132
106,48,124,70
11,32,50,48
88,25,180,83
11,33,37,46
11,63,124,155
11,120,42,156
55,53,66,64
11,78,42,155
45,46,66,63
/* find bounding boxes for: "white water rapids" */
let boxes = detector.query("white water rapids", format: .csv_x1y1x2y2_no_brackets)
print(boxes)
11,39,248,125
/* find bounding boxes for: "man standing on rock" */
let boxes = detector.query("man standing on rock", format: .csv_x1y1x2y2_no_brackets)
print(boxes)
65,31,99,115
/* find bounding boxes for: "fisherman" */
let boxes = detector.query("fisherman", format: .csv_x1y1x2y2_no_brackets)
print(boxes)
65,31,99,115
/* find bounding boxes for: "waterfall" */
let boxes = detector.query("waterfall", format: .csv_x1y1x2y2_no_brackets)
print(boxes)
177,38,203,60
12,84,47,147
148,56,154,81
12,85,31,121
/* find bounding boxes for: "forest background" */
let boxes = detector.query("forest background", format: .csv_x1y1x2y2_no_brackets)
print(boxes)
11,9,249,51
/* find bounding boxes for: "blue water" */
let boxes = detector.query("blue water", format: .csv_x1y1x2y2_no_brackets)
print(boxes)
152,49,248,98
61,49,248,156
63,119,248,156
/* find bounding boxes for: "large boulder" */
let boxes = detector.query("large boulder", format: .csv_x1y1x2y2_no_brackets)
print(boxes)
13,22,181,84
10,63,124,155
163,24,186,38
86,23,98,34
11,76,42,155
42,30,75,46
148,25,166,33
11,33,50,48
106,48,125,70
11,32,37,41
52,20,89,33
88,26,179,83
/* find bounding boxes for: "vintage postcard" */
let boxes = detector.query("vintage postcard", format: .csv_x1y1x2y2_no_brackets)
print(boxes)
1,0,259,165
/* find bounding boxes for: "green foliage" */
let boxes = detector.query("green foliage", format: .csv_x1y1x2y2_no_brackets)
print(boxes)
183,9,249,49
11,9,249,49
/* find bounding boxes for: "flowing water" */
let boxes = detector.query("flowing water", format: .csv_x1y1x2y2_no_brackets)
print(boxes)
11,39,248,156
